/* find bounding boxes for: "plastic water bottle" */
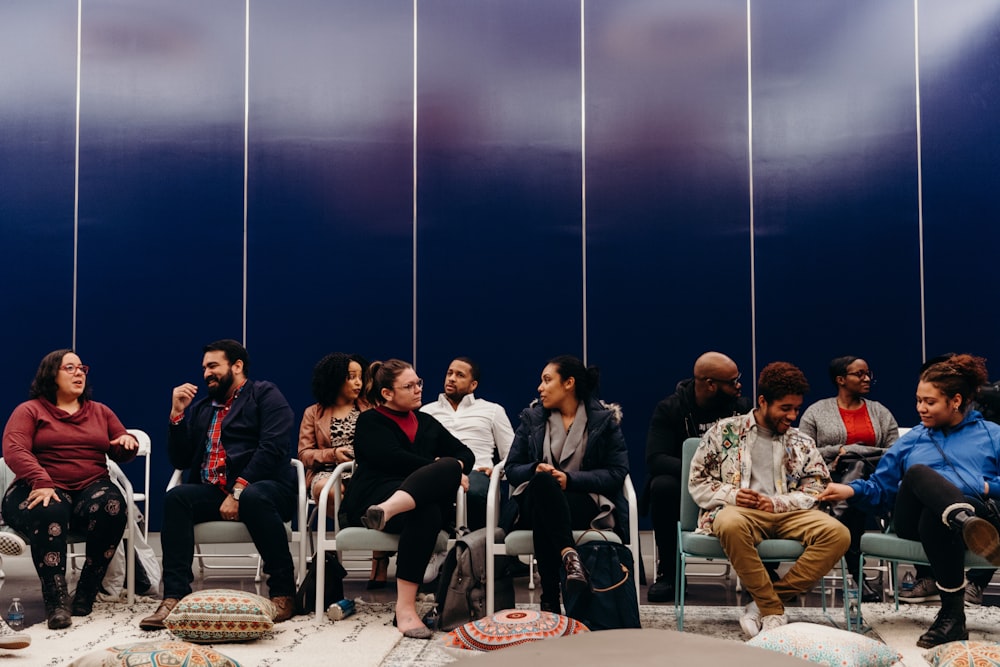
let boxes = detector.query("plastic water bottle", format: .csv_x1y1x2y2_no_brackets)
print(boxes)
847,588,860,623
326,598,356,622
901,570,915,593
6,598,24,631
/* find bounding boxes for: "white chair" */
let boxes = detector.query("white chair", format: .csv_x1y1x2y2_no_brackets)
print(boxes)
0,457,138,604
126,429,152,540
312,460,466,621
484,459,642,615
166,458,308,585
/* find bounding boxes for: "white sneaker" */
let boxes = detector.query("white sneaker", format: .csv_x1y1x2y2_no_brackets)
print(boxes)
740,601,762,638
0,531,25,557
760,614,788,632
0,619,30,650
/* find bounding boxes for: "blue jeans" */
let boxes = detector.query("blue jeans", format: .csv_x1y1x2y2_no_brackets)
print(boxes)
160,481,295,599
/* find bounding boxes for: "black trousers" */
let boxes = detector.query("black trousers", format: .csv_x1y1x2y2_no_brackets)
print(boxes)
514,472,598,602
647,473,681,579
893,464,993,590
3,478,126,583
361,458,463,584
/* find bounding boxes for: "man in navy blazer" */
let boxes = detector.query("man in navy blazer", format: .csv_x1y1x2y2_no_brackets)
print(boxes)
140,339,298,630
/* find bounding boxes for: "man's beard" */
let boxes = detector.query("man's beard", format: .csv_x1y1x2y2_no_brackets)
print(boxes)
207,370,235,402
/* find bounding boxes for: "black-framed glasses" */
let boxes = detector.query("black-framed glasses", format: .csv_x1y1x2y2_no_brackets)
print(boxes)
704,373,741,387
60,364,90,375
395,379,424,392
845,370,874,380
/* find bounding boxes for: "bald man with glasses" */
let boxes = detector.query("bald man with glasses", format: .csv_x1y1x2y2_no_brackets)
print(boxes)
642,351,753,602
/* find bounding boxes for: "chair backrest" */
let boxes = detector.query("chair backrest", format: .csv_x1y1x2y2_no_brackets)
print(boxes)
680,437,703,532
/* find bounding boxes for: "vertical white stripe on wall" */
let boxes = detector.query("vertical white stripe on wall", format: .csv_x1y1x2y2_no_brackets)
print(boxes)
73,0,83,349
242,0,251,346
746,0,758,387
914,0,926,362
412,0,419,366
580,0,588,365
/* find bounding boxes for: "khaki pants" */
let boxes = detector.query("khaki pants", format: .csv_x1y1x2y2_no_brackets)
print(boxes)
712,505,850,617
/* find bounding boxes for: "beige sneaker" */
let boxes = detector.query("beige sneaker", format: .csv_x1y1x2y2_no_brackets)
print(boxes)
760,613,788,632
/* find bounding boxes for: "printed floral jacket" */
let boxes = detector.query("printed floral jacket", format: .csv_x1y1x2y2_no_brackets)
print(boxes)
688,411,832,534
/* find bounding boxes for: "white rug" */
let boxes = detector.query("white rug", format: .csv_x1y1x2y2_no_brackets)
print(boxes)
10,597,403,666
863,602,1000,666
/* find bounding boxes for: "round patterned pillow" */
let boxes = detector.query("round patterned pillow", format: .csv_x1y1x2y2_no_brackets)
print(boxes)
67,640,240,667
442,609,589,653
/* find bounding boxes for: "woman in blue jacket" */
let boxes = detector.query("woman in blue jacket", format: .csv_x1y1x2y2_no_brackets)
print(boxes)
820,354,1000,648
505,355,629,616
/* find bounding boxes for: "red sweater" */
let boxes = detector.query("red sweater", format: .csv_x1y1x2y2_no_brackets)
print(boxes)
2,398,136,490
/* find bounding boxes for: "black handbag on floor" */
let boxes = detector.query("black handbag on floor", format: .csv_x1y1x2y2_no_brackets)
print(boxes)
561,534,641,631
294,552,348,615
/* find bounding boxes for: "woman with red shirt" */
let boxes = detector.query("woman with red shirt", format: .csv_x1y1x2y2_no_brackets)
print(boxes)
2,350,137,629
800,356,898,601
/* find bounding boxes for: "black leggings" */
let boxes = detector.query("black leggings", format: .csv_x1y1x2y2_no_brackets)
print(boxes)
363,458,463,584
894,464,990,590
2,478,126,583
514,472,599,603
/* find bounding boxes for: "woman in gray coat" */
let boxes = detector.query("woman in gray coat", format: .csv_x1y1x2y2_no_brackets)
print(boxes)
800,356,898,600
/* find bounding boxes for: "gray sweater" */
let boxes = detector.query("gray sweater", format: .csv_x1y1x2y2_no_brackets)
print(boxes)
799,397,899,463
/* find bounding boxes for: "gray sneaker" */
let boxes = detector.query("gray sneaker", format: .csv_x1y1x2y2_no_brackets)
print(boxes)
0,619,30,650
965,581,985,606
900,577,940,603
740,601,762,638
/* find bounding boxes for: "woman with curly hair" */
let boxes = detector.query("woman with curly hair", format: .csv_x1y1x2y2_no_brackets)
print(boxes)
297,352,383,584
2,349,138,629
820,354,1000,648
504,355,630,616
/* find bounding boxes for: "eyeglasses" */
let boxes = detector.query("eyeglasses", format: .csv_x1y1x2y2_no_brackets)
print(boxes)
704,373,741,387
395,379,424,392
845,370,874,380
60,364,90,375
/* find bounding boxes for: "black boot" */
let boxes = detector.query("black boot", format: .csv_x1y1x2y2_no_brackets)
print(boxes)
42,575,72,629
949,510,1000,565
72,563,107,616
917,590,968,648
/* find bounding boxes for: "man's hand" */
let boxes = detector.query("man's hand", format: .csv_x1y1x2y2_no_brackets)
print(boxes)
755,495,775,512
27,488,60,509
220,494,240,521
735,488,760,508
171,383,199,420
460,474,470,492
477,466,493,477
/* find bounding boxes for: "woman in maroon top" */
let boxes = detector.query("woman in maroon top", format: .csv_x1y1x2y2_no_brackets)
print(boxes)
345,359,474,639
2,350,137,629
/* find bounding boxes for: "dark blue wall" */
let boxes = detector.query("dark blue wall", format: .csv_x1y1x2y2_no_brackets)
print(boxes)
2,0,999,530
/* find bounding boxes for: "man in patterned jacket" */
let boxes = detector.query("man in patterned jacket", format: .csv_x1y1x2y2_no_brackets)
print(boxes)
688,361,849,638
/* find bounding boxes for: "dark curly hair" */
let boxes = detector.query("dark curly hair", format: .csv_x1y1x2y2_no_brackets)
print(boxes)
29,349,92,405
311,352,369,408
920,354,988,410
757,361,809,403
547,355,600,403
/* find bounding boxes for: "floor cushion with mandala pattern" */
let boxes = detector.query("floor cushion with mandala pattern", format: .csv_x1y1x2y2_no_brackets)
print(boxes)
442,608,589,654
67,639,241,667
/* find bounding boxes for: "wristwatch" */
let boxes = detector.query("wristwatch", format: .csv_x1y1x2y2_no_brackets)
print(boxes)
232,486,244,501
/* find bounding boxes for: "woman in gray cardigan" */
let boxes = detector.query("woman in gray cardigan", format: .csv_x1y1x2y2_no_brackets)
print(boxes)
800,356,898,601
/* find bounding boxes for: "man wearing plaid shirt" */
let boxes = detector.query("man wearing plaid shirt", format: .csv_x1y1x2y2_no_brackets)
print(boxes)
140,339,298,630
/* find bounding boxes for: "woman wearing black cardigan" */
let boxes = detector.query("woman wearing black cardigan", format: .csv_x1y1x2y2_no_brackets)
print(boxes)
345,359,474,639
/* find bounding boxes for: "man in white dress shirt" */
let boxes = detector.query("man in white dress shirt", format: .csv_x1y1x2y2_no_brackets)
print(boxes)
421,357,514,530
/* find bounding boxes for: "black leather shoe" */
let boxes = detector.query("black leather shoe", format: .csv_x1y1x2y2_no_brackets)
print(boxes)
917,608,968,648
861,578,882,603
539,600,561,614
647,577,674,603
562,550,591,595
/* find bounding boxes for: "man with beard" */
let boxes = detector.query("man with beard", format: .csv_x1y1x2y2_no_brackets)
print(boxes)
140,339,298,630
689,361,849,638
420,357,513,530
643,351,752,602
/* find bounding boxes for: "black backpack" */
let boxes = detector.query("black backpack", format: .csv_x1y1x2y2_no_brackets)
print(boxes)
434,528,515,631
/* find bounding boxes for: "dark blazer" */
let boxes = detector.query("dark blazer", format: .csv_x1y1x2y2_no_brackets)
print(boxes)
505,398,630,535
168,379,296,491
344,409,475,523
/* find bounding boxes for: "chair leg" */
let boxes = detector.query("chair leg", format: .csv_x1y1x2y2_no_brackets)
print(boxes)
528,557,535,591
